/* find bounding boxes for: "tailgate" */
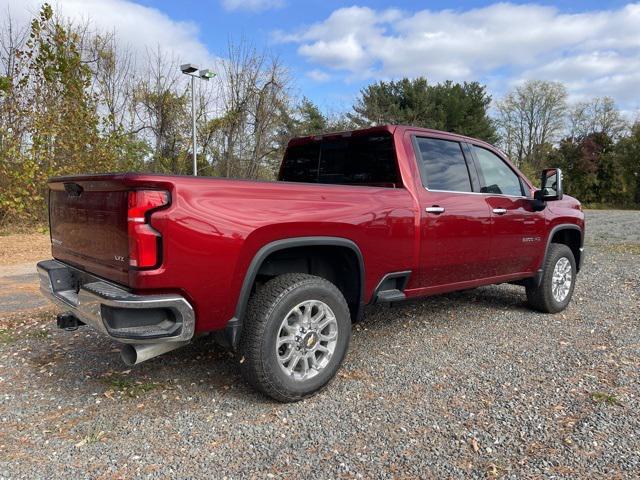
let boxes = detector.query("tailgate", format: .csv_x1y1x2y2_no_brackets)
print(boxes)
49,178,130,285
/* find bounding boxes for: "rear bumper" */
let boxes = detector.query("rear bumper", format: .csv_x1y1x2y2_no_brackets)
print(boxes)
37,260,195,344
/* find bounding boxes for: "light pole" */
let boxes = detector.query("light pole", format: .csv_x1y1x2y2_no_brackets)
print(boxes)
180,64,216,176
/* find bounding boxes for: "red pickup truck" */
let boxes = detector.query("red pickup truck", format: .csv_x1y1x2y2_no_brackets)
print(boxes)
38,125,584,401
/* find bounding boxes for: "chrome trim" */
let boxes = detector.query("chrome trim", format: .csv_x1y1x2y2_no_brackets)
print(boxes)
275,300,338,381
424,187,529,199
492,208,507,215
425,206,445,214
551,256,572,302
37,260,195,344
121,341,190,365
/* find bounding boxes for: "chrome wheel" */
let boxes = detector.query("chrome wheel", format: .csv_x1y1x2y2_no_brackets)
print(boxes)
276,300,338,381
552,257,572,302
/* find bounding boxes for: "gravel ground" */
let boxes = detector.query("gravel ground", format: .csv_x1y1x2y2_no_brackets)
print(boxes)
1,210,639,479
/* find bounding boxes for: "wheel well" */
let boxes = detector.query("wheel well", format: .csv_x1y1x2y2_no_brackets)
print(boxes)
551,228,582,271
254,245,362,319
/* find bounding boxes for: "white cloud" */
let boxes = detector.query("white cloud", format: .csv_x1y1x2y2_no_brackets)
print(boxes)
306,69,331,82
222,0,283,13
1,0,218,68
279,3,640,111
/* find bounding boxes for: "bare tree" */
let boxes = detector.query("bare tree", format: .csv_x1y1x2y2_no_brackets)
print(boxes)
215,39,290,178
496,80,567,167
90,32,136,135
0,8,29,148
568,96,628,140
132,46,189,172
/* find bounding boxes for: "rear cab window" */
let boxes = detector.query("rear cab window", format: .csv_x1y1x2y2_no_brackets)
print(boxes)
279,132,400,188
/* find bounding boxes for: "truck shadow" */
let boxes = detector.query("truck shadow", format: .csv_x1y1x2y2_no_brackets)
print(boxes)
361,284,531,327
24,283,531,404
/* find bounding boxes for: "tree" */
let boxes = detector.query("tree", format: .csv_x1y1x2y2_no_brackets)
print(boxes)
568,96,628,140
349,77,497,142
0,4,146,222
428,81,496,142
496,80,567,168
612,122,640,204
132,47,191,174
213,40,290,179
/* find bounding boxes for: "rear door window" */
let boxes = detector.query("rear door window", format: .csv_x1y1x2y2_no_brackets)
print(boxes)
414,137,473,192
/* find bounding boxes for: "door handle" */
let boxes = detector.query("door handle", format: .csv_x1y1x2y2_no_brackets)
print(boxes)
425,206,445,214
492,208,507,215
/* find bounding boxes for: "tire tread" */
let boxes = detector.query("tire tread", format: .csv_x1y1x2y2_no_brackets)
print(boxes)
239,273,349,402
526,243,575,313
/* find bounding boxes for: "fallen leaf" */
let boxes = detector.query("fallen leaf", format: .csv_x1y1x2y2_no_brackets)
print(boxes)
470,438,479,453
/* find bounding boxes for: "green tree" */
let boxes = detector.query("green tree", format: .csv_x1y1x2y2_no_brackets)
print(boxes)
0,4,147,223
0,3,104,221
612,122,640,204
349,77,497,142
550,133,619,205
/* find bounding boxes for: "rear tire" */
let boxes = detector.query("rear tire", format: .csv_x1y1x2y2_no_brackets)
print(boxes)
239,273,351,402
526,243,576,313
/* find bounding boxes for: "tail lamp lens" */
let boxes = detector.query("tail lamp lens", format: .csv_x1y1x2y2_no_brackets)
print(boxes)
127,190,169,268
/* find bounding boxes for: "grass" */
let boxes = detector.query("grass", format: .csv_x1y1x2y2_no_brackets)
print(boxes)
0,327,50,344
75,429,106,448
27,329,50,340
0,329,16,343
591,391,622,406
102,374,161,398
598,243,640,255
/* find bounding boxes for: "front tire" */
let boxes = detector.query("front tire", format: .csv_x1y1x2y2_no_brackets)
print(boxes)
239,273,351,402
526,243,577,313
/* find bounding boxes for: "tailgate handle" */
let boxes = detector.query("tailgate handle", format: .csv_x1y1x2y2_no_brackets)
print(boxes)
64,183,84,197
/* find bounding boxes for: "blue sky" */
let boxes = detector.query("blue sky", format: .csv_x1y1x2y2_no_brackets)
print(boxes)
3,0,640,115
133,0,638,114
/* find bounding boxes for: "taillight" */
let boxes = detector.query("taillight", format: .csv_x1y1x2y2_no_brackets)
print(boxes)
127,190,169,268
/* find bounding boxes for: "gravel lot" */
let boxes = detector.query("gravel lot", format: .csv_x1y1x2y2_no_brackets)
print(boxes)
1,210,639,479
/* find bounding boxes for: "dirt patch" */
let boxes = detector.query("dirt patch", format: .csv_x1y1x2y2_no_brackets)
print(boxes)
0,233,51,266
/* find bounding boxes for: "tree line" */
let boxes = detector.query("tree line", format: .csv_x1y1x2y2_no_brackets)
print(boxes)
0,4,638,226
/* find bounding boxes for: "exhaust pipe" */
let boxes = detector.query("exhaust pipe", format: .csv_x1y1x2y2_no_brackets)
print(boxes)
120,341,189,366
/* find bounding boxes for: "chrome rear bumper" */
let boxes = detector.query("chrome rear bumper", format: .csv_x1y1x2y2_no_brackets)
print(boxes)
37,260,195,344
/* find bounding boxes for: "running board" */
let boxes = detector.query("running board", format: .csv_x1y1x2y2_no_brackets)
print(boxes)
375,289,406,303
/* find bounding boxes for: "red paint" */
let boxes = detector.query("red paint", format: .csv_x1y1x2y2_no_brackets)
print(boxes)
47,125,585,333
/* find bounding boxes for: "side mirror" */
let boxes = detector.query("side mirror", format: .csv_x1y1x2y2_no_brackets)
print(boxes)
535,168,563,201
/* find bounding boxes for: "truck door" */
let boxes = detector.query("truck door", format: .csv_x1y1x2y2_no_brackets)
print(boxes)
412,135,493,287
468,144,545,276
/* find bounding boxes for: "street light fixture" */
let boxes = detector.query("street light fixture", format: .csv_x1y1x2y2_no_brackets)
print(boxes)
199,69,215,80
180,63,216,176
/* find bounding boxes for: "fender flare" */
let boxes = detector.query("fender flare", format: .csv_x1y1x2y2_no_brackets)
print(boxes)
533,224,584,287
221,236,365,350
